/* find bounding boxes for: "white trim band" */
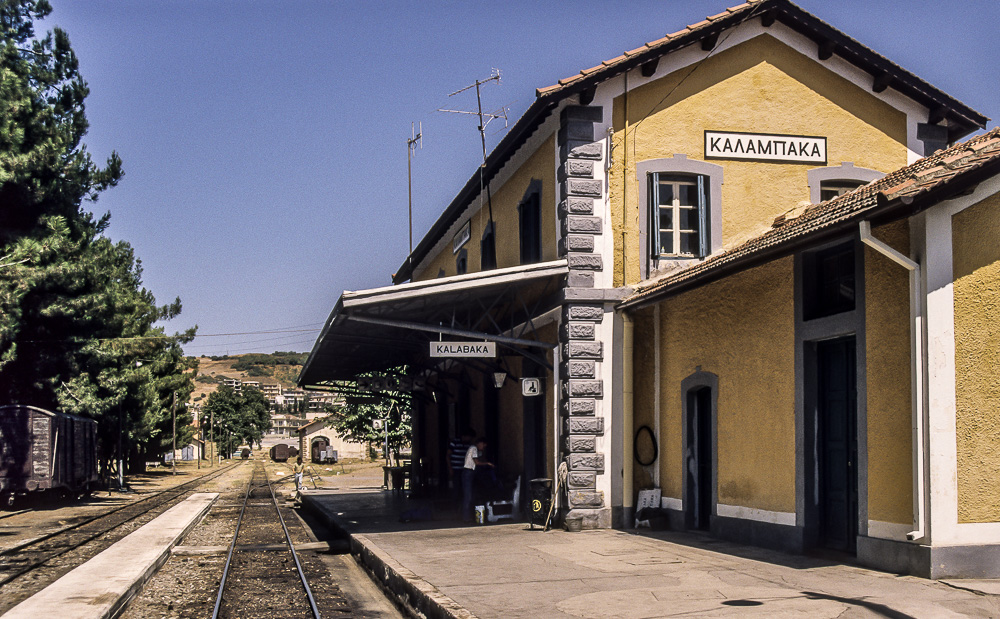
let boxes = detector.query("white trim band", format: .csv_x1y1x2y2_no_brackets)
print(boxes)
716,503,796,526
661,496,682,511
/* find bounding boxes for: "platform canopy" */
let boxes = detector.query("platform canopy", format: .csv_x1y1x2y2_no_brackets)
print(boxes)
298,259,568,389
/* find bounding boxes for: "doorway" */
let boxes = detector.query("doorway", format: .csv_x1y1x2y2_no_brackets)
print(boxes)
816,337,858,553
685,386,713,530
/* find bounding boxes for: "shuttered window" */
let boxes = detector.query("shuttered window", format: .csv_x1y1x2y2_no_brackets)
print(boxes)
649,173,708,259
481,222,496,271
519,193,541,265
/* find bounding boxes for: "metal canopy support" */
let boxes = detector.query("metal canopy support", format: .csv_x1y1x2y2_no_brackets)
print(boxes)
345,314,556,350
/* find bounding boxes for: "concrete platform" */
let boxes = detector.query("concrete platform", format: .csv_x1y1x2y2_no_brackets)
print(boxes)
302,489,1000,618
5,492,218,619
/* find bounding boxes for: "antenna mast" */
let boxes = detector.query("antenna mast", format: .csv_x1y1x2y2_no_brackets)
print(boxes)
406,122,422,260
438,69,509,267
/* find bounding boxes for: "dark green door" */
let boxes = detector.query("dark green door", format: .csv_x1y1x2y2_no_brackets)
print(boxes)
817,337,858,553
685,386,712,531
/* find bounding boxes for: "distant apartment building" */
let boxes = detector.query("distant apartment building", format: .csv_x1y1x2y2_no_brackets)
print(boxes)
259,383,281,401
269,413,308,437
214,377,339,437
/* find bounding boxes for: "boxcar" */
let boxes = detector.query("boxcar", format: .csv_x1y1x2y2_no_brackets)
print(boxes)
311,438,333,463
270,443,289,462
0,405,99,508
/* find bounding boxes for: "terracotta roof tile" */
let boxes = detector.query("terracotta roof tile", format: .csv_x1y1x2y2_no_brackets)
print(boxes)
727,4,749,12
667,28,690,39
580,64,604,76
622,127,1000,308
972,137,1000,152
624,45,650,57
941,151,969,166
689,20,712,30
646,35,673,48
882,179,915,194
603,54,628,66
707,11,730,20
558,74,584,86
914,165,944,178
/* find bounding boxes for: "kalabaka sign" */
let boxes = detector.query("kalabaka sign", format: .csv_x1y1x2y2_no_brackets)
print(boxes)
705,130,827,164
429,341,497,358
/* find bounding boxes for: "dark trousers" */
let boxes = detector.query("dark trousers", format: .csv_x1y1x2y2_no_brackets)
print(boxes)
451,468,464,503
461,467,476,521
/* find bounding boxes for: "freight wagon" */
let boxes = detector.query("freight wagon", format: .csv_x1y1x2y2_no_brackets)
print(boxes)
0,405,99,508
269,443,289,462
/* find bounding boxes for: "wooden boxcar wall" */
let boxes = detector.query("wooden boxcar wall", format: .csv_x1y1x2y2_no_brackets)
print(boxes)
0,406,32,492
0,405,97,495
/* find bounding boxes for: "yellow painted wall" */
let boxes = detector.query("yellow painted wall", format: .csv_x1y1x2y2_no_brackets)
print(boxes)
864,220,913,525
646,256,796,511
952,193,1000,523
610,34,908,286
498,356,524,474
631,307,657,492
415,133,557,282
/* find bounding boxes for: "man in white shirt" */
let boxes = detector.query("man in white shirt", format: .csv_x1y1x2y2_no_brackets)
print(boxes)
462,437,493,522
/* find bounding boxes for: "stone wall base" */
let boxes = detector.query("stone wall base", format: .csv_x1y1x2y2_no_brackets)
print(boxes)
858,536,1000,579
566,507,612,530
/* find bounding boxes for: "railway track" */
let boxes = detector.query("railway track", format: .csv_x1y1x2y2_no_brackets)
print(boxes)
213,461,320,618
0,461,242,608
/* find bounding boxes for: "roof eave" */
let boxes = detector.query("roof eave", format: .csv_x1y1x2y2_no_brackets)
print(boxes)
392,97,560,284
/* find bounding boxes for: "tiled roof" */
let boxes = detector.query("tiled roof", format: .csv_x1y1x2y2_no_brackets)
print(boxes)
536,1,761,97
395,0,988,285
621,127,1000,309
535,0,987,135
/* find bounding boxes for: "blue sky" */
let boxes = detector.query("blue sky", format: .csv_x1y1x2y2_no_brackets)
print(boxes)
45,0,997,357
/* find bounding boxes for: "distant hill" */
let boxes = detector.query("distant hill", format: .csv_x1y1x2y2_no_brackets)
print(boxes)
188,351,306,404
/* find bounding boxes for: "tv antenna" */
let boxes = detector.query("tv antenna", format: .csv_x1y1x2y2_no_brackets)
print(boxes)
406,122,422,260
438,69,509,267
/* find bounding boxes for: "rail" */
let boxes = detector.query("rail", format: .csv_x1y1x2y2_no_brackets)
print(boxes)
0,462,241,588
212,464,320,619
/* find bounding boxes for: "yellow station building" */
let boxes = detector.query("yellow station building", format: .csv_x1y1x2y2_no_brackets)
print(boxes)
300,0,999,578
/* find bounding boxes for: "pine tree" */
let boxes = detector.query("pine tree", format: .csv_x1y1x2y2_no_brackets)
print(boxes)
0,0,195,476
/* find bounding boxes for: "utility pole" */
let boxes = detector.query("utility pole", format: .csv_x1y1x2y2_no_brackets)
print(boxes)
172,391,177,475
210,408,215,467
406,122,422,263
117,403,124,491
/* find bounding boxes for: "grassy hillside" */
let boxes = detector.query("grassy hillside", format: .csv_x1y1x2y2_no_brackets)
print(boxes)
188,352,306,404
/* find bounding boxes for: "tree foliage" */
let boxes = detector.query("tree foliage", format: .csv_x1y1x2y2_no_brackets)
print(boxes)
0,0,195,476
200,385,270,456
327,368,412,460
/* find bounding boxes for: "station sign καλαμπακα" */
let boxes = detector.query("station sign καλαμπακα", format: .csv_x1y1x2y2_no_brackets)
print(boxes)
705,130,826,164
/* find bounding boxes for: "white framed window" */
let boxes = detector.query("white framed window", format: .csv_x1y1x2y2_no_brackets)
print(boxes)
650,173,708,258
637,155,723,279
